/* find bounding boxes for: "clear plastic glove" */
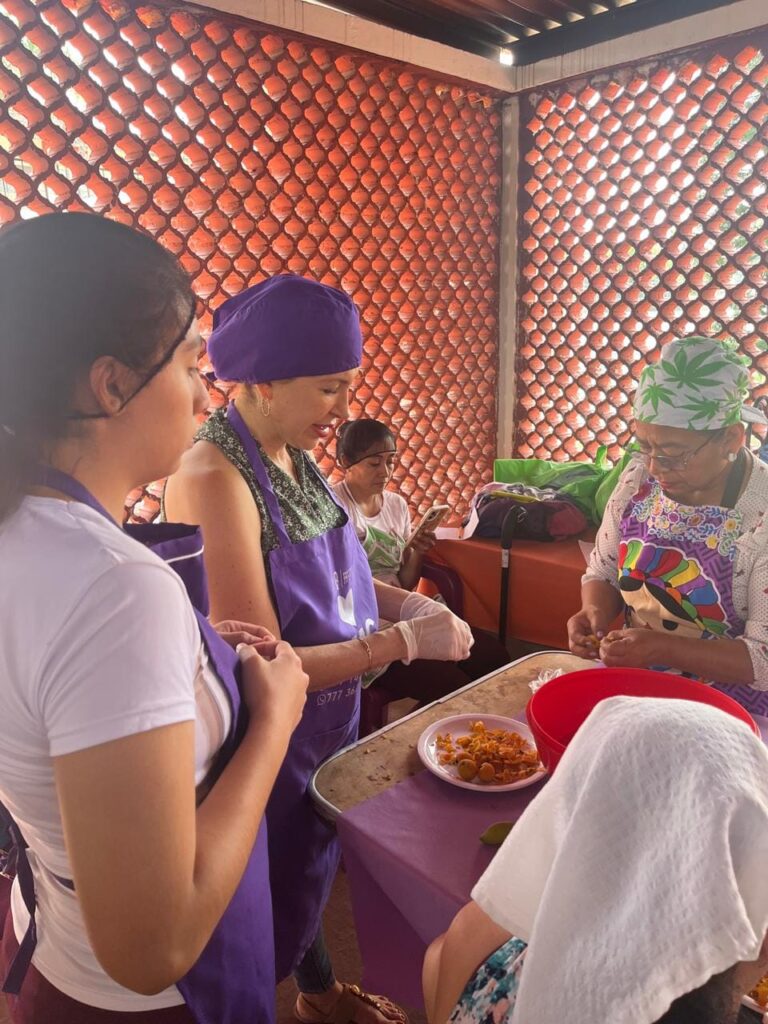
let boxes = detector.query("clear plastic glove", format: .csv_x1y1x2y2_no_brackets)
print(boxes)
399,590,444,620
394,608,473,664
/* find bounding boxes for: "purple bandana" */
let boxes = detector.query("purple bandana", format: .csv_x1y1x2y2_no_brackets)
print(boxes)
208,275,362,383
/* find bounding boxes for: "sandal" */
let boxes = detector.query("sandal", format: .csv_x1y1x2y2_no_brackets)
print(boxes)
295,983,409,1024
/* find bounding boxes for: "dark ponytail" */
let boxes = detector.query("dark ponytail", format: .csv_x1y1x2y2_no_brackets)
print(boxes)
337,418,396,467
652,964,737,1024
0,212,195,523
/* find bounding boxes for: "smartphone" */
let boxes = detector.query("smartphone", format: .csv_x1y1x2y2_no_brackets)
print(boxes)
408,504,450,546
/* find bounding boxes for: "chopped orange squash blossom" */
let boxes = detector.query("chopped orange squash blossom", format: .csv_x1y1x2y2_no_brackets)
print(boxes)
436,721,540,786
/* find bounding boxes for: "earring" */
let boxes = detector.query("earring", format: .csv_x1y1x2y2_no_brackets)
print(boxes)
727,451,737,462
259,394,271,418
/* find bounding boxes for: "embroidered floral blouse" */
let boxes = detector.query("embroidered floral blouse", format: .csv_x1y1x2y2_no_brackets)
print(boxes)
583,452,768,689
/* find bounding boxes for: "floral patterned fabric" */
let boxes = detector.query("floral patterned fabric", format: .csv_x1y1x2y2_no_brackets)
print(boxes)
448,937,527,1024
627,481,743,559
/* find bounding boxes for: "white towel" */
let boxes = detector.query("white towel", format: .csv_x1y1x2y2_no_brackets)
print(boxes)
471,696,768,1024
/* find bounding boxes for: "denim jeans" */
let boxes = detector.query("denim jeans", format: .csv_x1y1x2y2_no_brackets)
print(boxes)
293,927,336,995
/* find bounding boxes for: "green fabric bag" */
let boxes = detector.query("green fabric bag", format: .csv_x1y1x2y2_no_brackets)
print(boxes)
594,449,634,521
493,447,626,524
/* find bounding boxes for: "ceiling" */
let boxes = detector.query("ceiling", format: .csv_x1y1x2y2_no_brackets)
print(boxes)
317,0,739,65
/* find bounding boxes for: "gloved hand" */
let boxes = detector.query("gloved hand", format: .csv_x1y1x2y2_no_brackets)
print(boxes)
399,590,445,620
394,608,474,665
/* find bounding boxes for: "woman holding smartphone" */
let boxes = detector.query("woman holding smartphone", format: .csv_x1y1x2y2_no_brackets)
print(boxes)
163,276,473,1024
334,418,509,716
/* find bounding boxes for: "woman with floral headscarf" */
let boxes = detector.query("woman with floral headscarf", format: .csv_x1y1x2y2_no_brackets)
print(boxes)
567,335,768,714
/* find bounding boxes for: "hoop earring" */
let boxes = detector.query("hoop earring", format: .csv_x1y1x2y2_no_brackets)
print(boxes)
259,395,271,418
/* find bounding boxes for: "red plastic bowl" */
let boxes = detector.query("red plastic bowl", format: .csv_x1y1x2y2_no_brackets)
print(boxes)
526,667,758,773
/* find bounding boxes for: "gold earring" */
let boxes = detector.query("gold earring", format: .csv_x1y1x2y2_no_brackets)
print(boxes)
259,394,271,418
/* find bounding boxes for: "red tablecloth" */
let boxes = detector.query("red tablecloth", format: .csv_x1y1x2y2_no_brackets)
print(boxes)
432,532,596,648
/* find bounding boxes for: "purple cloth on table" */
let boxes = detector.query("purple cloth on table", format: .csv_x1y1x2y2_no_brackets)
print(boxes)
338,713,768,1009
337,769,545,1007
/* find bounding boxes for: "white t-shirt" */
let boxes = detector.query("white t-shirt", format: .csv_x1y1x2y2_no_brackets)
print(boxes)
333,482,411,587
0,497,231,1011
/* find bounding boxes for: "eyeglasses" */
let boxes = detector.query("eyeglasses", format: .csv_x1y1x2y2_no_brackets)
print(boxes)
632,434,717,472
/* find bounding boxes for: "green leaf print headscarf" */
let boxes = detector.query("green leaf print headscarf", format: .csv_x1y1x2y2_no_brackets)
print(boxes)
633,335,768,430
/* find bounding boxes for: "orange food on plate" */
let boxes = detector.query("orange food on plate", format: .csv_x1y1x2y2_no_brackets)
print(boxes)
435,721,540,785
749,973,768,1008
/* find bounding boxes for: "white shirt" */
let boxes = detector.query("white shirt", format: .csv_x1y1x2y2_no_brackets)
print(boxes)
0,497,230,1011
332,483,411,587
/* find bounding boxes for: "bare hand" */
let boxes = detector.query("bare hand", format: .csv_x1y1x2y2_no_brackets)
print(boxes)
238,642,308,732
404,530,437,558
599,628,661,668
215,619,277,657
567,608,609,660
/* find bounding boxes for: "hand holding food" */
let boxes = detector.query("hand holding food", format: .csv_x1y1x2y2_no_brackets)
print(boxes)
567,607,609,659
394,608,473,664
238,641,309,732
215,619,277,653
599,627,663,668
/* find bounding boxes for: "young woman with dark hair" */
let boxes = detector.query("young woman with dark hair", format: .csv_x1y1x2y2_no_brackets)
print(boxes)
0,212,308,1023
333,417,509,715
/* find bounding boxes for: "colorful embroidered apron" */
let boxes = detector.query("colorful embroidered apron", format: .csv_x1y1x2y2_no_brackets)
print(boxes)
618,476,768,716
1,469,275,1024
225,404,378,980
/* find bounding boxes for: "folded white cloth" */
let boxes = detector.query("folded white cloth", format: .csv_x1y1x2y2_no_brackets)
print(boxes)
472,696,768,1024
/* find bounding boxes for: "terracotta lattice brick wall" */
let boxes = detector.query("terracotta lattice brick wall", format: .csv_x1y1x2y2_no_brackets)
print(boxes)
516,30,768,461
0,0,502,520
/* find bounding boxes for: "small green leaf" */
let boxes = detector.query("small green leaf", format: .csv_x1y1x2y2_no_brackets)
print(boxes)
480,821,514,846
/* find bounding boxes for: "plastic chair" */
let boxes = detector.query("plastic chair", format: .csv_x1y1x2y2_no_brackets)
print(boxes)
419,558,464,617
358,559,466,737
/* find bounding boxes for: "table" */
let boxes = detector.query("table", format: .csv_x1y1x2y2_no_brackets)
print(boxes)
312,651,590,819
311,651,593,1006
430,533,595,649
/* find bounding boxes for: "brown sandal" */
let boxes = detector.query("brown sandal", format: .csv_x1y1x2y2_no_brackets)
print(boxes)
295,984,409,1024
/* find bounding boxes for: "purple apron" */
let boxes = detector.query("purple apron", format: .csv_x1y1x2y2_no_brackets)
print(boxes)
618,475,768,716
225,404,378,980
1,468,275,1024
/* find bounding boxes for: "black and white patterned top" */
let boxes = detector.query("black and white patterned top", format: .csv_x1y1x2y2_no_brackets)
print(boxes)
195,408,346,582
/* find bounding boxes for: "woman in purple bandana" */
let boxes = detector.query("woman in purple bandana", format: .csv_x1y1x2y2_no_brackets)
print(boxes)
567,335,768,716
0,213,309,1023
164,275,474,1024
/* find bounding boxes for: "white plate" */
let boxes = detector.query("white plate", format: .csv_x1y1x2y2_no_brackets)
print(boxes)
417,714,546,793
